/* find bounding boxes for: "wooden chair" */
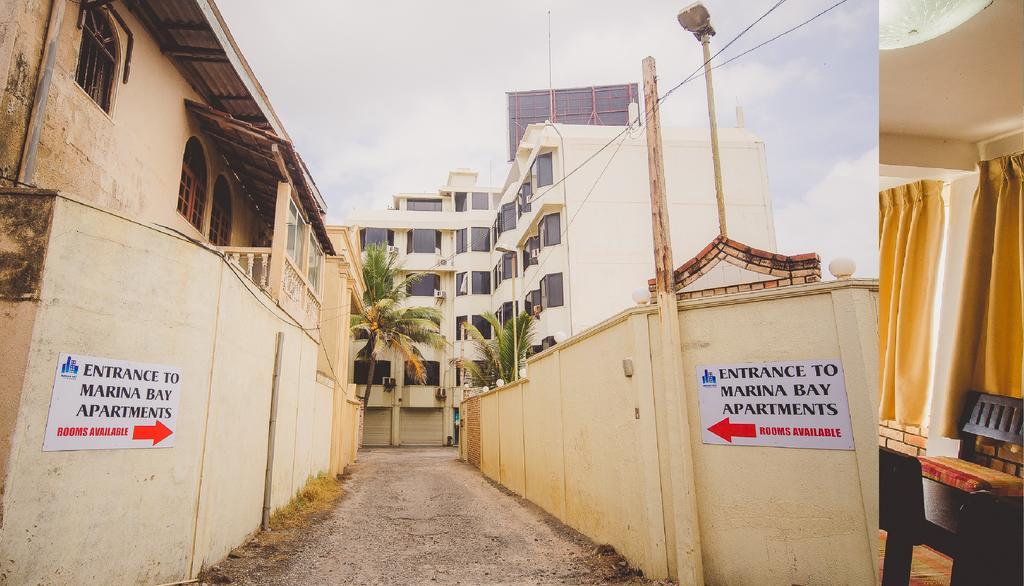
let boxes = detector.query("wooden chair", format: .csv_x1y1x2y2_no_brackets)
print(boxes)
957,391,1023,461
951,489,1023,585
880,392,1023,585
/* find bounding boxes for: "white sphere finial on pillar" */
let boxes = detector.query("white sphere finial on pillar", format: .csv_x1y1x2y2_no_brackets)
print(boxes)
829,257,856,280
632,287,652,305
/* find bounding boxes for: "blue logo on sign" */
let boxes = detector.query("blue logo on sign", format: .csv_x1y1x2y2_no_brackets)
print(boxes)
700,369,717,387
60,356,79,379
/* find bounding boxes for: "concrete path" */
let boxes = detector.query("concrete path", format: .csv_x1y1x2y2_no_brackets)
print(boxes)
226,447,639,585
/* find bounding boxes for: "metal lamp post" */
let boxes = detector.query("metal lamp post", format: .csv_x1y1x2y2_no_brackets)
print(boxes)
679,2,728,237
495,246,518,382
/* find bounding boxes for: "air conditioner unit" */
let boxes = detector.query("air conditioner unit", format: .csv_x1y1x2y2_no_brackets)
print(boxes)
387,245,399,255
530,249,539,261
435,387,448,400
382,377,396,390
434,289,447,299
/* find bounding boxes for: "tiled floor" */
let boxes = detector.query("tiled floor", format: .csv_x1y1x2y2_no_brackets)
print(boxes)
879,531,953,586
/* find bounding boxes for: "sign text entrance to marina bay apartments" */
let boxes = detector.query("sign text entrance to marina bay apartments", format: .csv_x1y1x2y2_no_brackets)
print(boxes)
42,353,181,451
697,359,854,450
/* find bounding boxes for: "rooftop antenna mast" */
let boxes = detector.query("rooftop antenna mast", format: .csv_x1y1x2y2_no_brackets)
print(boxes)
548,10,554,121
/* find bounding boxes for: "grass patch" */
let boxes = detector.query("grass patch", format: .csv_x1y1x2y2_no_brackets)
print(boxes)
269,472,343,530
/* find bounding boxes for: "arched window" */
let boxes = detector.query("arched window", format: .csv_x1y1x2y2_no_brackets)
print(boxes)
209,176,232,246
176,138,208,232
75,8,117,112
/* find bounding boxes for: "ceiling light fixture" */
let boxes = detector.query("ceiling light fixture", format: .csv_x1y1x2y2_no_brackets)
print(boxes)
880,0,992,50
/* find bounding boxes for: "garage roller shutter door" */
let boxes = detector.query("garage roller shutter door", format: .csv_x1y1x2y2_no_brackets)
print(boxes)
400,408,443,446
363,408,392,446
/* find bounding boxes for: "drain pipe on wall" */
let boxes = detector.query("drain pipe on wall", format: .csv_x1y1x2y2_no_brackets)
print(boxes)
17,0,65,186
261,332,285,530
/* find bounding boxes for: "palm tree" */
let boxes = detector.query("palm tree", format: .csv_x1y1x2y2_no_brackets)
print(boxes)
462,311,535,388
350,244,445,408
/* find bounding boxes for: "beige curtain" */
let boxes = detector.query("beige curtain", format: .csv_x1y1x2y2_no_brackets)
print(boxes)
940,153,1023,437
879,180,946,425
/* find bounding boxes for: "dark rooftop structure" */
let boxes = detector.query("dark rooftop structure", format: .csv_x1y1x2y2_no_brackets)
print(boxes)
506,83,639,160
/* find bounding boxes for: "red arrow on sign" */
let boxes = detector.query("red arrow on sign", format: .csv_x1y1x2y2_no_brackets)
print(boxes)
707,417,757,443
132,420,173,446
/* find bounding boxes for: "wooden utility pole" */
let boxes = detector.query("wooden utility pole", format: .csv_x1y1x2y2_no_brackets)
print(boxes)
642,56,704,585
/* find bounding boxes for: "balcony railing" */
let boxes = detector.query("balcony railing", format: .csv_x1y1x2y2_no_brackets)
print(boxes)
281,255,322,329
222,247,272,291
220,246,322,330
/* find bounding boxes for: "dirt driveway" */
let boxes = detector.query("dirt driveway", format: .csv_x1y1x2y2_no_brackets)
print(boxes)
211,447,647,585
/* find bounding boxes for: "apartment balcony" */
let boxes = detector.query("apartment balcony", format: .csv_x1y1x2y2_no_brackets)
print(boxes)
222,247,272,291
221,245,322,330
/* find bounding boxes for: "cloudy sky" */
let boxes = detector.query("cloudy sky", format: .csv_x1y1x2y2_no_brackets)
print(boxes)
218,0,879,277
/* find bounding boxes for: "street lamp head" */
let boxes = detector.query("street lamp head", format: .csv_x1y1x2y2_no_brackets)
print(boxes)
678,2,715,40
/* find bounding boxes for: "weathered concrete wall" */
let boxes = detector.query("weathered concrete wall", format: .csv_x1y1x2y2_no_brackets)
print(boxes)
1,1,267,247
466,280,879,584
0,190,55,515
0,0,48,182
0,193,355,584
668,283,878,585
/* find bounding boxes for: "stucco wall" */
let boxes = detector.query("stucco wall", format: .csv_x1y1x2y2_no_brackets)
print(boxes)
466,280,879,584
0,193,348,584
1,2,267,248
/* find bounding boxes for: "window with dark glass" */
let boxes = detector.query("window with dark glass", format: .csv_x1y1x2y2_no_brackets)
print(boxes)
456,315,467,339
499,301,514,326
177,138,207,232
407,229,441,253
76,9,117,112
501,251,516,280
523,236,539,268
354,360,391,385
493,216,501,238
501,202,517,232
518,182,533,217
407,273,440,296
471,271,490,294
456,272,467,296
471,314,492,339
472,192,489,210
454,192,467,212
541,335,556,350
406,198,442,212
541,272,564,308
209,176,232,246
493,265,501,288
471,227,490,252
360,227,394,250
535,152,554,187
518,190,532,217
525,289,541,315
456,228,467,253
405,360,440,386
540,213,561,247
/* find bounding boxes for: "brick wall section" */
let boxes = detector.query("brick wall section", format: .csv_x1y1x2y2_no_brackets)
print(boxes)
879,419,1023,478
879,420,929,456
463,395,481,468
647,235,822,300
969,437,1023,477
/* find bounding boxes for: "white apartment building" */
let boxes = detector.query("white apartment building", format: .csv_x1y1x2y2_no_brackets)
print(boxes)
341,118,778,447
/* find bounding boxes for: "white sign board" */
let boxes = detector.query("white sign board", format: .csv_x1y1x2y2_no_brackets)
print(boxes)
42,353,181,451
696,359,854,450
